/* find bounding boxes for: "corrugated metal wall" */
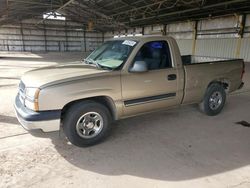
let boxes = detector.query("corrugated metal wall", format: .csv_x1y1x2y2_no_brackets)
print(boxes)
105,15,250,62
1,15,250,62
240,38,250,61
175,40,193,55
195,38,238,58
0,19,103,52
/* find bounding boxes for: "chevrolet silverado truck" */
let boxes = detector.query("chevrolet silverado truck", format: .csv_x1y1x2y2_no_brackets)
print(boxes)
14,36,245,147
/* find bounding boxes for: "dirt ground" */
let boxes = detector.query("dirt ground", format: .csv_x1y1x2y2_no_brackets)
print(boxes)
0,52,250,188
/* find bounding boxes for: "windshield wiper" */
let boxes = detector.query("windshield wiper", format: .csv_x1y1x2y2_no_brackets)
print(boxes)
83,58,113,70
83,58,100,68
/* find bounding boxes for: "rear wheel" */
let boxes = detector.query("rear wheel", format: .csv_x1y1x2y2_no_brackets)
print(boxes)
63,101,112,147
199,83,226,116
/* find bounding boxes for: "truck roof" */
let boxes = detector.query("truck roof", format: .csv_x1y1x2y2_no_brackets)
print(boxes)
110,35,174,42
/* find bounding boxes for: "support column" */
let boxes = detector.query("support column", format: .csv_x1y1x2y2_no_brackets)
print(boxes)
102,32,104,43
163,24,167,35
65,20,68,51
20,21,25,51
6,40,9,51
141,26,144,35
235,14,246,58
43,21,47,52
83,30,86,52
192,20,198,55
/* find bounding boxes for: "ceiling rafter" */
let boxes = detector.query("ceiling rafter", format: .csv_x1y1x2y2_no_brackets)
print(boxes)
0,0,250,31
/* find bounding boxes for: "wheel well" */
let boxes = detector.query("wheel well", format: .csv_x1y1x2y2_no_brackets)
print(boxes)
207,80,229,92
61,96,116,122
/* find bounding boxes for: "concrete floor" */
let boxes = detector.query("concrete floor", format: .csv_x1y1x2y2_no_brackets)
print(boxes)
0,52,250,188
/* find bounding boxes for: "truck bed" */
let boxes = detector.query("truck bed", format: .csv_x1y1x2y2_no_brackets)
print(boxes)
181,56,244,105
181,55,241,65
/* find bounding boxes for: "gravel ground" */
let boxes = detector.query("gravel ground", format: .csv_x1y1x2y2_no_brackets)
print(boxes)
0,52,250,188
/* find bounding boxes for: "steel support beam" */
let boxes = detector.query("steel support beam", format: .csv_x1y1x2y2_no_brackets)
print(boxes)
20,21,25,51
192,20,198,55
83,30,86,52
43,21,47,51
65,19,68,51
236,14,247,58
123,0,248,24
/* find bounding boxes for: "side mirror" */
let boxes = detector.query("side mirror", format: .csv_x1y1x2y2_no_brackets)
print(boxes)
129,61,148,73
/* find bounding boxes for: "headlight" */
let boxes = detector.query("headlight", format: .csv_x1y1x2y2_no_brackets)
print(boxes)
24,88,40,111
25,88,39,100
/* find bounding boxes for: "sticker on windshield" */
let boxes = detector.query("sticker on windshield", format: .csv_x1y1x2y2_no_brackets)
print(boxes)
122,40,136,46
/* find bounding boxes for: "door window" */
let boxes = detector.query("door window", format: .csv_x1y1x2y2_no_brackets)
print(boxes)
133,41,172,70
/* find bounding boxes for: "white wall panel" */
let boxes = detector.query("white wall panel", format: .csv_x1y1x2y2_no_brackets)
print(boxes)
240,38,250,62
195,38,238,58
176,39,193,55
167,22,194,32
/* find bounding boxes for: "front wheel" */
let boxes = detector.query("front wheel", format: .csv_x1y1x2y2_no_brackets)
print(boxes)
199,83,226,116
62,101,112,147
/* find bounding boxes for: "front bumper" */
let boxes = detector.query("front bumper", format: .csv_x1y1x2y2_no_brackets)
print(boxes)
14,96,61,132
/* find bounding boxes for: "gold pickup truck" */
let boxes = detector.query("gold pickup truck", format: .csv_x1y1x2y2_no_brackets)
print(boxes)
14,36,245,147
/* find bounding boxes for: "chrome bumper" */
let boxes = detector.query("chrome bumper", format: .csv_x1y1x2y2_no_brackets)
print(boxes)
14,95,61,132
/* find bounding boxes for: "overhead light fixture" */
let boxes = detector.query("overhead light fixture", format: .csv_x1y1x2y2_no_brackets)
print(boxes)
43,12,65,20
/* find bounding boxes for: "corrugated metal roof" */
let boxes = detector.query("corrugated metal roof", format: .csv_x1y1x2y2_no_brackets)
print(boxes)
1,0,250,31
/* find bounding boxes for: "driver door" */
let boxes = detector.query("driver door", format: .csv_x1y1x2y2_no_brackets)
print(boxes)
121,40,180,117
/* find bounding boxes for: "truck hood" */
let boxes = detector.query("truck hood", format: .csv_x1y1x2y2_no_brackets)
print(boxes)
21,63,109,88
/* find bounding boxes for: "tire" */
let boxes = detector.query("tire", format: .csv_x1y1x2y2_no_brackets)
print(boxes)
199,83,226,116
62,100,112,147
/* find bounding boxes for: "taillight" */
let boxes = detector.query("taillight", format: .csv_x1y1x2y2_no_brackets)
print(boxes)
241,61,245,80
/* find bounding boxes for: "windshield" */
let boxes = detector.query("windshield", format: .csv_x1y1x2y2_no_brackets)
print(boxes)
85,40,137,70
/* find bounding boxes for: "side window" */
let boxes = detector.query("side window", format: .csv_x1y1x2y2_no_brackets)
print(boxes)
133,41,172,70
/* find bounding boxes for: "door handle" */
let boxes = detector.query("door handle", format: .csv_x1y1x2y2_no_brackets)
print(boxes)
167,74,177,81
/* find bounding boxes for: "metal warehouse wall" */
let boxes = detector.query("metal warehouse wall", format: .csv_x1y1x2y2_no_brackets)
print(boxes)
241,38,250,61
0,19,104,52
195,38,238,58
105,14,250,62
